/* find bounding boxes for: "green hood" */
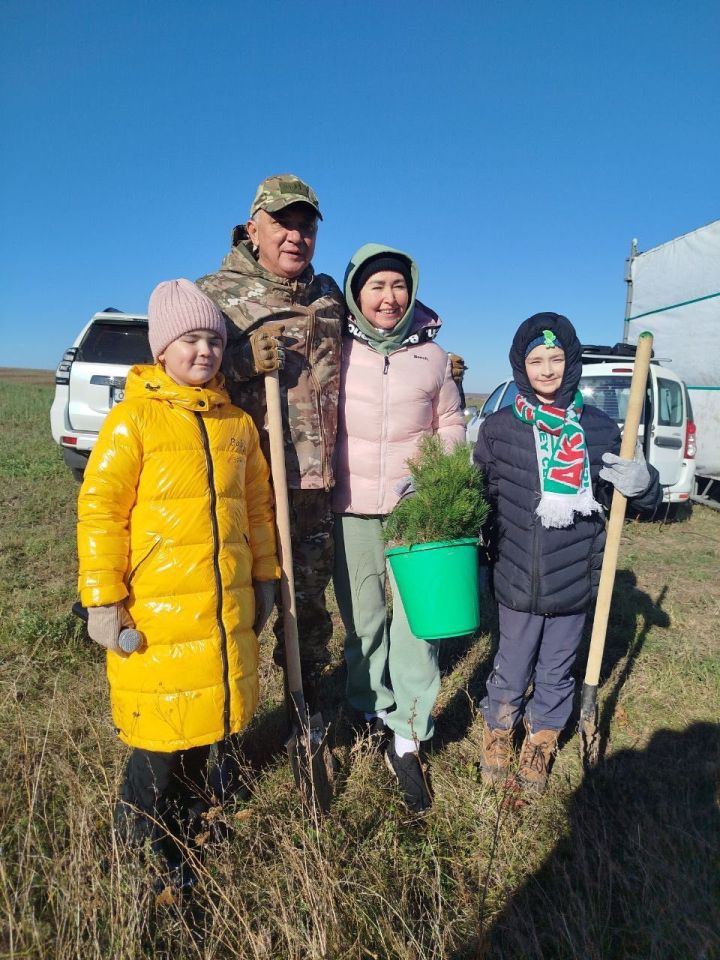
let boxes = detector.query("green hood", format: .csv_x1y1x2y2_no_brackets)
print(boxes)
343,243,419,355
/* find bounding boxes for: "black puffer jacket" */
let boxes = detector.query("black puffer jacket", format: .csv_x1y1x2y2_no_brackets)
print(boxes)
474,313,661,615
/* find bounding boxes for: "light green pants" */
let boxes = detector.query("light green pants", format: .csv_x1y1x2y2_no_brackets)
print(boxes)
333,514,440,743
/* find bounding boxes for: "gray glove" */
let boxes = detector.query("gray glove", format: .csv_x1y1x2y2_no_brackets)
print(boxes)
87,603,135,654
599,445,651,498
393,476,416,501
253,580,276,636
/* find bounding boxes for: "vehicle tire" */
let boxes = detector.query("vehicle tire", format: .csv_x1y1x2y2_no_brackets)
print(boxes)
663,502,691,522
63,447,89,480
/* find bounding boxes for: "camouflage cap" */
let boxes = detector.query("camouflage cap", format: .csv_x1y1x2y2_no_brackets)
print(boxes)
250,174,323,221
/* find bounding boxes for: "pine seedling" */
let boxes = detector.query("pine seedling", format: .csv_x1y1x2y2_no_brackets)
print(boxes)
384,435,488,546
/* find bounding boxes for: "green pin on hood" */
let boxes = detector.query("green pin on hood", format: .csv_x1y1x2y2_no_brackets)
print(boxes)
542,329,558,348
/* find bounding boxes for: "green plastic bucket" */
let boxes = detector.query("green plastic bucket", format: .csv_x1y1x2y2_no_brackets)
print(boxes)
385,537,480,642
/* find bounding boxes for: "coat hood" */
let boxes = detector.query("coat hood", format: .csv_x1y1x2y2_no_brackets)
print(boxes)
343,243,420,355
124,364,230,411
221,232,316,289
510,312,583,409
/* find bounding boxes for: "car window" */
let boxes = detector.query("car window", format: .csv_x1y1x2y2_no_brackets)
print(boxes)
580,375,633,422
685,386,694,421
657,377,683,426
480,382,507,416
498,382,518,409
77,322,153,364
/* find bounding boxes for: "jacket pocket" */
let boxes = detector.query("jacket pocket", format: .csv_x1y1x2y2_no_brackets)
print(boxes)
127,535,162,586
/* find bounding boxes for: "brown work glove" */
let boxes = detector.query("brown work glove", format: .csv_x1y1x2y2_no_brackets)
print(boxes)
87,603,135,654
249,322,286,373
225,322,285,380
448,353,468,385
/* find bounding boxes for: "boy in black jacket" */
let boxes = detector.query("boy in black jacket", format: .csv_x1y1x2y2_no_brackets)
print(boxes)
473,313,661,798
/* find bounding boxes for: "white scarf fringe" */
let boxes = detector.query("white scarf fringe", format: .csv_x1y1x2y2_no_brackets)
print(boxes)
536,487,604,529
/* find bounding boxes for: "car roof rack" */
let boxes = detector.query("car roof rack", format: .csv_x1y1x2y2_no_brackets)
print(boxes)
581,341,656,359
93,311,149,322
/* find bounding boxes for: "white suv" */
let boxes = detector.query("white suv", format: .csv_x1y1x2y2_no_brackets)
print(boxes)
466,345,697,506
50,309,152,480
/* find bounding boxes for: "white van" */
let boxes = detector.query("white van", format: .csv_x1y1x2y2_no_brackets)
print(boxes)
50,309,151,479
466,345,697,506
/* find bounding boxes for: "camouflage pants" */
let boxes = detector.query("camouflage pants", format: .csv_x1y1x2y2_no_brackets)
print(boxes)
273,488,334,676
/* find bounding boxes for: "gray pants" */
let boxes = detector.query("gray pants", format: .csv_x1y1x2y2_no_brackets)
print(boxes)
482,604,587,732
333,514,440,742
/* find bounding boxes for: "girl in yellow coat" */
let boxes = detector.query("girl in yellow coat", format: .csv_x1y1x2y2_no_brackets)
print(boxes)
77,279,279,885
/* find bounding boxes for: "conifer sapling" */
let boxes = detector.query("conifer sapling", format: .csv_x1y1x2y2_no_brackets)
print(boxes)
384,436,488,546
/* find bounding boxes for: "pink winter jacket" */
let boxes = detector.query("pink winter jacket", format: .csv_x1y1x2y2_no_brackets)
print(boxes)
332,315,466,516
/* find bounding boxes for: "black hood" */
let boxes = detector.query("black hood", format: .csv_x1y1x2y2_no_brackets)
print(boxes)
510,312,582,408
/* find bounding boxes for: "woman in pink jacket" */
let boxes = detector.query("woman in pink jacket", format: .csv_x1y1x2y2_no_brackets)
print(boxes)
333,243,466,813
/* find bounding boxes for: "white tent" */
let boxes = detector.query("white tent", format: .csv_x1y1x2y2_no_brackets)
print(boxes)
625,219,720,480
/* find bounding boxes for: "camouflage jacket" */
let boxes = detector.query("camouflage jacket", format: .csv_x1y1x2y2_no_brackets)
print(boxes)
197,239,344,490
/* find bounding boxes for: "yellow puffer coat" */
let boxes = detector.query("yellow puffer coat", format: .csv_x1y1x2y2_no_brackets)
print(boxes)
77,365,280,752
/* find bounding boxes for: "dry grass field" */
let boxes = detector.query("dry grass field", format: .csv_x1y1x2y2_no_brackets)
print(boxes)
1,374,718,959
0,367,55,386
463,393,489,410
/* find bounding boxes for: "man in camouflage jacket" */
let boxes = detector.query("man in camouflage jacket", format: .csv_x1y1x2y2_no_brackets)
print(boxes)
197,175,344,703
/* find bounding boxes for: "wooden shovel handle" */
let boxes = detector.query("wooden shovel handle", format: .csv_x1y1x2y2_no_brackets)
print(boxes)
583,332,653,688
264,370,304,696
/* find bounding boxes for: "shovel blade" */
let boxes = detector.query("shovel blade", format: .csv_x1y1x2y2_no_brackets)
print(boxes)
578,681,600,771
579,713,600,770
285,711,334,813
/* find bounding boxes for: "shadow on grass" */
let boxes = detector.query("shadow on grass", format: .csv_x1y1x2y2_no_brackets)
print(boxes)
461,721,720,960
593,568,670,682
575,569,670,762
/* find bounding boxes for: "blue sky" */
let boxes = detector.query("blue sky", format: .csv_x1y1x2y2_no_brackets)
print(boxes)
2,0,718,390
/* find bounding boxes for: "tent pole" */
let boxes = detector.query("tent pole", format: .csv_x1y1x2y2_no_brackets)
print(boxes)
623,237,638,343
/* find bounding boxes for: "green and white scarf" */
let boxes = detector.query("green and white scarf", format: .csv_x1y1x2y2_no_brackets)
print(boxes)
513,391,603,528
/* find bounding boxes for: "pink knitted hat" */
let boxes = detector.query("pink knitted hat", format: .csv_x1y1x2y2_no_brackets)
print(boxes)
147,278,228,360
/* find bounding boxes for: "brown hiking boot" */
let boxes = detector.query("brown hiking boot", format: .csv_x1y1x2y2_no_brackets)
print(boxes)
480,725,515,784
514,722,560,796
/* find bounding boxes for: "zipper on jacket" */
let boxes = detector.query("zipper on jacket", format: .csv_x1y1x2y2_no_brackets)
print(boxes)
530,519,539,613
377,355,390,513
195,412,231,738
127,535,161,585
306,308,332,491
